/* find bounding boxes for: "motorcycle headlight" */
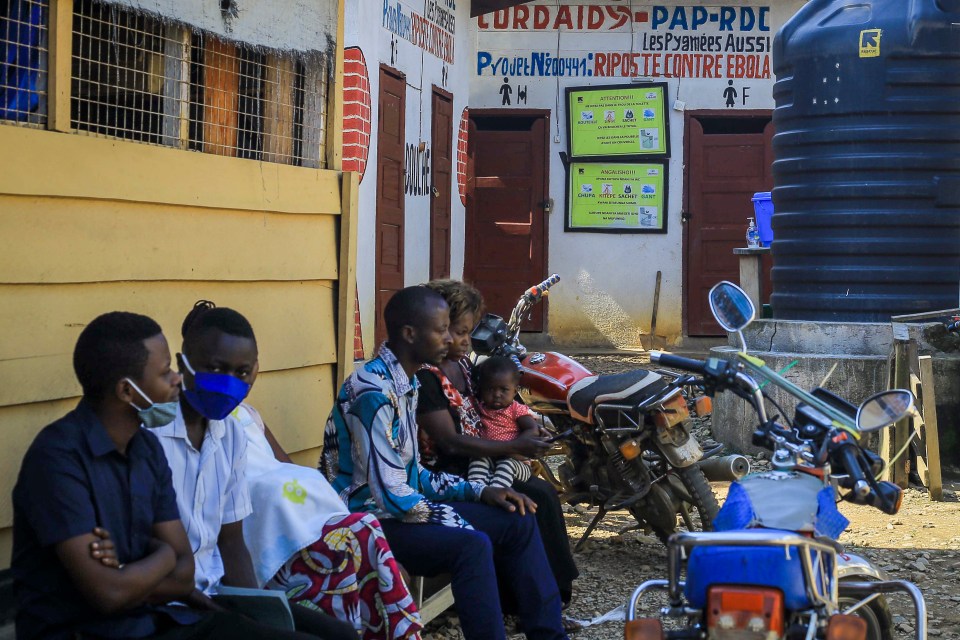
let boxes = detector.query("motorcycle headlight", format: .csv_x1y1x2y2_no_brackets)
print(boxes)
470,313,508,355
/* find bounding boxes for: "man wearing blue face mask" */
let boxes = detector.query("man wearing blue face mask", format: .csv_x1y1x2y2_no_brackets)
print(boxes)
11,311,324,640
154,302,355,640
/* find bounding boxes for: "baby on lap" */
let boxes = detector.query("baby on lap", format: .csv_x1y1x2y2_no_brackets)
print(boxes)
469,356,540,488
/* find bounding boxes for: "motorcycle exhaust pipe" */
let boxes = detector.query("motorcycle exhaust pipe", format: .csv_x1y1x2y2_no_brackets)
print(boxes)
698,454,751,482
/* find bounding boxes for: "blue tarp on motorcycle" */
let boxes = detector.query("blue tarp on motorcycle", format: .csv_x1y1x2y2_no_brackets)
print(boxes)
685,471,849,610
714,470,849,538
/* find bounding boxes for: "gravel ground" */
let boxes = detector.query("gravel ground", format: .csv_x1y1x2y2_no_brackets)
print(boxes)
422,352,960,639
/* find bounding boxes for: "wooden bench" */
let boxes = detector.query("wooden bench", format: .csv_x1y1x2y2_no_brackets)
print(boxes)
409,575,454,624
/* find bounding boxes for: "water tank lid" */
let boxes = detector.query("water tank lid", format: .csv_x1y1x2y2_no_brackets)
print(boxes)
752,191,771,201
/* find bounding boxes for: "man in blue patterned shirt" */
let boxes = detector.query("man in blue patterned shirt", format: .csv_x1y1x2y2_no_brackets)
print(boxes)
323,286,567,640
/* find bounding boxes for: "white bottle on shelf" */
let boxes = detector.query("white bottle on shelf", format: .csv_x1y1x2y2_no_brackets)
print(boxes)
746,217,760,248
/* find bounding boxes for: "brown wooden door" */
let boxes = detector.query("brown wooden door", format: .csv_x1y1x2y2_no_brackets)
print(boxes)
430,88,453,280
464,113,549,331
375,67,406,346
685,116,774,335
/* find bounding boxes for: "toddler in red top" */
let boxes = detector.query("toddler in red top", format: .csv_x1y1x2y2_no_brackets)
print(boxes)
469,356,539,487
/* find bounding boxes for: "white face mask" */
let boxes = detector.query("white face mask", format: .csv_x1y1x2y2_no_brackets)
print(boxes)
125,378,178,428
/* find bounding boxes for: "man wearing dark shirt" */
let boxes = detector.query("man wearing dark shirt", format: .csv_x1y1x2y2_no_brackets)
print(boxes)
11,311,317,639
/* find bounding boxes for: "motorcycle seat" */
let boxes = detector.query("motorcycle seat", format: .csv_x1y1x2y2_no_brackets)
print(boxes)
566,369,666,424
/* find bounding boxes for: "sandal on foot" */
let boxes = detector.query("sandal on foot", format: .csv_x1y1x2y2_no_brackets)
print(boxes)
562,615,585,633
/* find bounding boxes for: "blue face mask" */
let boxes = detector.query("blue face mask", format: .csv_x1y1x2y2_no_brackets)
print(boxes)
180,354,252,420
126,379,179,428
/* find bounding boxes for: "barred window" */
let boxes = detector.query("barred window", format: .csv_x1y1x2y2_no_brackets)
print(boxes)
69,0,327,166
0,0,49,126
71,0,168,143
187,35,326,166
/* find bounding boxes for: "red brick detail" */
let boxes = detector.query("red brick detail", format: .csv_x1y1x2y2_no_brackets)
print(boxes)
342,47,371,182
456,107,469,206
353,284,364,360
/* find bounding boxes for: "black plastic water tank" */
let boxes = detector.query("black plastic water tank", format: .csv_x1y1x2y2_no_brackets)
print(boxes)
770,0,960,321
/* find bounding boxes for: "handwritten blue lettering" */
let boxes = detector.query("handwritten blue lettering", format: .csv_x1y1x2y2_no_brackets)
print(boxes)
651,6,770,32
477,50,590,77
383,0,412,39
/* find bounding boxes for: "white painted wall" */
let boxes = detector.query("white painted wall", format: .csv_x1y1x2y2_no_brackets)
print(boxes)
347,0,471,353
468,0,803,347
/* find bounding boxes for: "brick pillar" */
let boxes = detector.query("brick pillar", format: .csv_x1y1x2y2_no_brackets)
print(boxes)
342,47,371,181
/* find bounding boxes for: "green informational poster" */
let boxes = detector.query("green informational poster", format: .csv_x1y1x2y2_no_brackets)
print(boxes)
566,83,669,158
567,162,668,233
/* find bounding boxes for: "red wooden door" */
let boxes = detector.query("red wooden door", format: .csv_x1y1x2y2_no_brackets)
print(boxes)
464,113,549,331
686,116,774,335
375,67,406,346
430,88,453,280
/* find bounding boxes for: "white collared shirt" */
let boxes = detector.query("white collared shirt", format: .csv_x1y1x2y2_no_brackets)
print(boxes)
154,404,252,594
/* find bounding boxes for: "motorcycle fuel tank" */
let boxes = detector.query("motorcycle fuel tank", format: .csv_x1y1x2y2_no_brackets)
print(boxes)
518,352,593,412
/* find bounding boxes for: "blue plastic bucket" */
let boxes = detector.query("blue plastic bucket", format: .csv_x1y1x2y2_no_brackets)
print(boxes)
752,192,773,247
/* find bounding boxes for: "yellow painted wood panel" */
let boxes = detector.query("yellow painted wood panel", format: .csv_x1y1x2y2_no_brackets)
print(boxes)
287,446,323,469
0,365,332,532
0,126,341,214
0,397,79,530
47,0,72,132
337,172,359,386
326,0,345,170
0,196,338,284
247,365,335,458
0,281,337,407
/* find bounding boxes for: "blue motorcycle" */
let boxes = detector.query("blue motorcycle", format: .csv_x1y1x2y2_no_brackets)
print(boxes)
624,282,927,640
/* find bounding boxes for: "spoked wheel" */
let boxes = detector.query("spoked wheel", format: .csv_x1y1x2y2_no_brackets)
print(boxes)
838,592,894,640
631,465,719,543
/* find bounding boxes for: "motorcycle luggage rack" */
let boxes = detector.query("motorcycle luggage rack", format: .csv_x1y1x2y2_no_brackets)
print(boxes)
627,532,837,620
593,406,642,433
593,387,683,432
626,531,927,640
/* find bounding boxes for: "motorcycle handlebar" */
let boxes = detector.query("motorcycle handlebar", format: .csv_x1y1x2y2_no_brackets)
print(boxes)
649,351,707,375
837,441,870,499
865,481,904,515
524,274,561,302
833,432,902,514
652,354,902,516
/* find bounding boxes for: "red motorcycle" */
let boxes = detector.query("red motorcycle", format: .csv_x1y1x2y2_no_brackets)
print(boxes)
471,275,725,545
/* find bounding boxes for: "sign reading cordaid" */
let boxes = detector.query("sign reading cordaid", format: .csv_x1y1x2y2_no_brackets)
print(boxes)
566,83,668,158
567,162,668,233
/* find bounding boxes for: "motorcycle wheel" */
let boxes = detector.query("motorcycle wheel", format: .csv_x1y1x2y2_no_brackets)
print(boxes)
837,592,894,640
631,465,719,543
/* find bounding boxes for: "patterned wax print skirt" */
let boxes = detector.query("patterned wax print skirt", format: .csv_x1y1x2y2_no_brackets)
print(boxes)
266,512,423,639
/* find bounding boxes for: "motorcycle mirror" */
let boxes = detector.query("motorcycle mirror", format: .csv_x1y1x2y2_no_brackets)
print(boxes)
708,281,756,352
856,389,915,433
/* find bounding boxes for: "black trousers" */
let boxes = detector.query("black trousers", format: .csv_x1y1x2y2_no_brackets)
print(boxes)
150,606,356,640
512,476,579,605
381,502,565,640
